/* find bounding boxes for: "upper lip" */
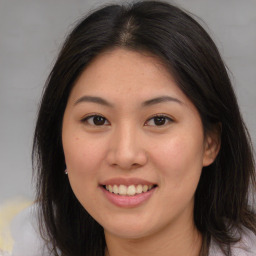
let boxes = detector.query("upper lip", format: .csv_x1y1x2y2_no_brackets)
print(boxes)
100,177,157,186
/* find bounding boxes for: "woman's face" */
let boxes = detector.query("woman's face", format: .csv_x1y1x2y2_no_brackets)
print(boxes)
62,48,217,239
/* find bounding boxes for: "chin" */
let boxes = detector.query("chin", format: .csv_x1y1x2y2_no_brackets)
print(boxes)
102,219,157,240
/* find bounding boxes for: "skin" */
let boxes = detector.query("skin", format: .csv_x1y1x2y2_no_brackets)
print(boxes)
62,48,220,256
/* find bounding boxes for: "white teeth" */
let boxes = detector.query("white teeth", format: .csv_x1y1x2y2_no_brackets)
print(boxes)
143,185,148,192
127,185,136,196
113,185,119,194
136,184,143,194
119,185,127,195
105,184,155,196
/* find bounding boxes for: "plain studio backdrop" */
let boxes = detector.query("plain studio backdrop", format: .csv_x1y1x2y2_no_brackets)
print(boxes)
0,0,255,204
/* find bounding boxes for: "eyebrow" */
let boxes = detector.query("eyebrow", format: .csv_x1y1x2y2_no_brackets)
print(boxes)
74,96,113,107
74,95,182,107
142,96,183,106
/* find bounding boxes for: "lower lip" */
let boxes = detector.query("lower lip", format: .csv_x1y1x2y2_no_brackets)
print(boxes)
100,186,156,208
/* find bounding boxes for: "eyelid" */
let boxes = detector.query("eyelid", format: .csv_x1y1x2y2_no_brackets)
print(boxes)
81,113,110,126
80,113,174,127
144,114,174,126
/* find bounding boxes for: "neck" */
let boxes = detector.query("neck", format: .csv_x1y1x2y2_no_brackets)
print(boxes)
104,221,202,256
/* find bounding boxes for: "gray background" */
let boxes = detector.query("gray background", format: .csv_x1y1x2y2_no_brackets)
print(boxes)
0,0,255,204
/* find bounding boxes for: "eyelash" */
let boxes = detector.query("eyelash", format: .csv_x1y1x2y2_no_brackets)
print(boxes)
81,114,174,127
81,114,110,126
145,114,174,127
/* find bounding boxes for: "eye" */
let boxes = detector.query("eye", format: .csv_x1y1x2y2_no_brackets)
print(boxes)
145,115,173,126
82,115,110,126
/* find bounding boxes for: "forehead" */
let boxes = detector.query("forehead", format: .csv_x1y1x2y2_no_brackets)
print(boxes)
68,48,186,104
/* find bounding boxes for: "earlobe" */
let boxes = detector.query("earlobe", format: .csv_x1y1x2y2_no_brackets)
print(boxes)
203,124,221,167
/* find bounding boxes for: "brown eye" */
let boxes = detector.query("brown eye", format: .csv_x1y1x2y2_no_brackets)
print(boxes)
153,116,166,126
145,115,173,126
83,115,109,126
92,116,105,125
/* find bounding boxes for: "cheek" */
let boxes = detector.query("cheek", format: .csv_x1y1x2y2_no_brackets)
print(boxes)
149,135,204,220
150,134,204,187
62,135,107,207
63,133,106,173
62,133,108,200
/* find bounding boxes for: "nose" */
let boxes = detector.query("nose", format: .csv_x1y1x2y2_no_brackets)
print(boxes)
106,124,148,170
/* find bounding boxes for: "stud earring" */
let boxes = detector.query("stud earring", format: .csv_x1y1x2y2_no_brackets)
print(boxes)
64,169,68,175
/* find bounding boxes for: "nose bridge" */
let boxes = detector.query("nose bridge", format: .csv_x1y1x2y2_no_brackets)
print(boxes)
107,121,147,169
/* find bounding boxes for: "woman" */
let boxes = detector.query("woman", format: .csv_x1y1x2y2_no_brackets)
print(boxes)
12,1,256,256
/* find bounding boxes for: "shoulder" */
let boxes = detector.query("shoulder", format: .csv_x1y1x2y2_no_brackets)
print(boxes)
10,204,50,256
209,226,256,256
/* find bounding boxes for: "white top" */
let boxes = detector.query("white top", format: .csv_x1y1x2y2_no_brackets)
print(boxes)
10,205,50,256
3,205,256,256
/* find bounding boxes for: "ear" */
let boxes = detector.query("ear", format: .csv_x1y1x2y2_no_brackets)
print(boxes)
203,124,221,167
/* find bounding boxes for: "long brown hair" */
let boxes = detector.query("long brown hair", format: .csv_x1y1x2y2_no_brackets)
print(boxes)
33,1,256,255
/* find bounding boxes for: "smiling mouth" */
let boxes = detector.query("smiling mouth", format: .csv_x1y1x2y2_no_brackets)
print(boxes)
102,184,157,196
